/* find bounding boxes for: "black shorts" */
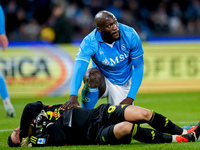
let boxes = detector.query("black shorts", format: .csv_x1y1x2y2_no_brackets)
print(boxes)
99,124,131,145
88,104,131,145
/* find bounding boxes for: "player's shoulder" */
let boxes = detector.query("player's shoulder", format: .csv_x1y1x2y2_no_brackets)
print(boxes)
119,23,135,32
119,23,137,37
119,23,140,44
82,29,99,44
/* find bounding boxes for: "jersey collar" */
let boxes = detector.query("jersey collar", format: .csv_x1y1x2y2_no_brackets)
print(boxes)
96,30,104,43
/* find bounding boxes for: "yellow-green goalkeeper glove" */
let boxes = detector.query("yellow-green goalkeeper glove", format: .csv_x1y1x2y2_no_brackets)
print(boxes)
20,137,32,148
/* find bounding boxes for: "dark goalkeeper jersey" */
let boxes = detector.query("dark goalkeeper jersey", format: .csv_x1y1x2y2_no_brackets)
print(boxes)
19,101,74,146
19,101,128,147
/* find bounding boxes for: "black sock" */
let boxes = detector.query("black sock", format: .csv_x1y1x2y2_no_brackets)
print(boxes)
131,124,172,143
148,111,183,135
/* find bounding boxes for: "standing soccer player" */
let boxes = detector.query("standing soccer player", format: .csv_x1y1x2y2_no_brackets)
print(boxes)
0,5,15,117
60,10,144,110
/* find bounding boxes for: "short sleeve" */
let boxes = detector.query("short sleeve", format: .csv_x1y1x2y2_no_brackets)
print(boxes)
130,29,144,59
75,38,95,63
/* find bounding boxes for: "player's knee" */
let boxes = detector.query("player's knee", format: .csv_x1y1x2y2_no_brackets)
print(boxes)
141,109,152,121
117,122,133,136
83,68,104,88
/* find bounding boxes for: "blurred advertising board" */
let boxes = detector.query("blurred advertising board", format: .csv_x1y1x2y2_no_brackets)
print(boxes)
0,42,75,97
0,42,200,97
141,43,200,93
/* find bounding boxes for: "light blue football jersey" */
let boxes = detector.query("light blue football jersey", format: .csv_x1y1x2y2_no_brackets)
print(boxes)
75,23,144,85
0,5,6,34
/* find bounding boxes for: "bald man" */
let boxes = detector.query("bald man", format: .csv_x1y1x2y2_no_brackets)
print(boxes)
61,10,144,110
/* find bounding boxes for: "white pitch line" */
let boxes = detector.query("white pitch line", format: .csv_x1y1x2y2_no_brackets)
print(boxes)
177,121,198,124
0,129,14,132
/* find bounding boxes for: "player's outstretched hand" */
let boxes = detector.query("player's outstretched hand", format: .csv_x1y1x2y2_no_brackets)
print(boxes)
120,97,134,105
60,95,80,110
0,34,8,51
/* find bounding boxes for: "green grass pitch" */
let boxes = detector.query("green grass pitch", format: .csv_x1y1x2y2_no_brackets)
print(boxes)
0,91,200,150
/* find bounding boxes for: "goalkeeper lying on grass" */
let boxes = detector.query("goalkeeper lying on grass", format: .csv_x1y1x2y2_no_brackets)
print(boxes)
8,101,200,147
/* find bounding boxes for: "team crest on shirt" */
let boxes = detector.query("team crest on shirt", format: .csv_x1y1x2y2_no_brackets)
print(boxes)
100,51,104,54
121,44,127,51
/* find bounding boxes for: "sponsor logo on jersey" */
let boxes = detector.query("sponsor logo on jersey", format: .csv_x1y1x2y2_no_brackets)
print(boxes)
103,53,129,66
37,138,46,144
110,53,129,66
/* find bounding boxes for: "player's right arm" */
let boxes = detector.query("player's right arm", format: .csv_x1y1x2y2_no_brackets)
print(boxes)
60,37,94,110
60,60,89,110
20,102,44,141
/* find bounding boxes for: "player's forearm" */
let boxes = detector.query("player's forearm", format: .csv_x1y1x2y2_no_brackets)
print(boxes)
127,65,144,99
127,56,144,99
20,102,44,140
70,60,88,96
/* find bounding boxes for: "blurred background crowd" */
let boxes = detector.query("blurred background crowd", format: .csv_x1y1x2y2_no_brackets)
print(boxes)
1,0,200,43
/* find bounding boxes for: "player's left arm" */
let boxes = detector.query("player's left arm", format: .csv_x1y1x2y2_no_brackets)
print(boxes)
43,123,67,146
31,120,68,146
120,55,144,104
120,29,144,105
128,55,144,100
21,105,67,147
22,121,67,147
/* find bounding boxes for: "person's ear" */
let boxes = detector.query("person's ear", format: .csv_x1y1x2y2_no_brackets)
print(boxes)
97,27,101,33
